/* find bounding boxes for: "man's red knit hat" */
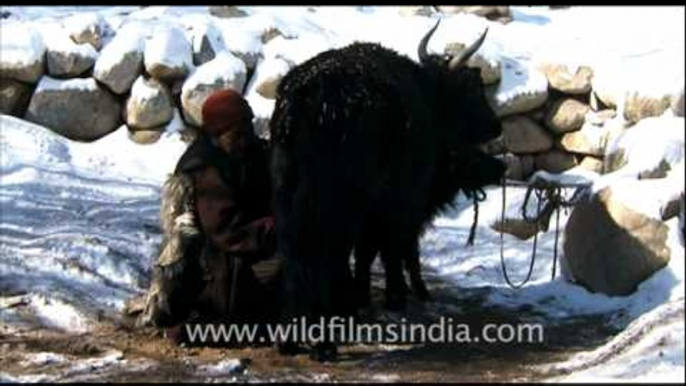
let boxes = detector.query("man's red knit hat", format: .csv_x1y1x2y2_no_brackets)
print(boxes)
200,89,254,136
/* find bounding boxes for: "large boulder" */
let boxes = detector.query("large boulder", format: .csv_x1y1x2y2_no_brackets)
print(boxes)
604,116,685,178
0,78,33,116
125,76,174,130
564,181,673,296
539,63,593,95
544,98,591,134
180,51,247,127
488,58,548,117
144,25,193,82
501,115,554,154
93,26,145,95
25,77,121,142
535,150,578,174
0,23,46,83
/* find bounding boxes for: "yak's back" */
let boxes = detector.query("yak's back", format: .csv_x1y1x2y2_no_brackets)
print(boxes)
271,42,428,143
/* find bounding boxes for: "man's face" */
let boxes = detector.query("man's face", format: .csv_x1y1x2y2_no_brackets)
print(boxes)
209,121,248,155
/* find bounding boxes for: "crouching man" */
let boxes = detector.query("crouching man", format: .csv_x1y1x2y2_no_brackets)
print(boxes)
127,89,280,341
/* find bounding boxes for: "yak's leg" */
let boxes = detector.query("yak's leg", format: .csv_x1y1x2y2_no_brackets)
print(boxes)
380,220,424,311
404,238,431,302
379,247,406,311
271,144,311,355
354,223,380,309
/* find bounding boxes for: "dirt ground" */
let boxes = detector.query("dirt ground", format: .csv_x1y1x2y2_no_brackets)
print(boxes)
0,274,620,382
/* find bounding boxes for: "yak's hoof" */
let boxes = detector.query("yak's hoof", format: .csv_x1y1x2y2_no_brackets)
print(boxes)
276,341,302,356
309,341,338,362
384,293,406,311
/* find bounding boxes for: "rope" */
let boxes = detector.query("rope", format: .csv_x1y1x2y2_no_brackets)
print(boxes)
499,177,542,289
466,188,487,246
499,177,590,289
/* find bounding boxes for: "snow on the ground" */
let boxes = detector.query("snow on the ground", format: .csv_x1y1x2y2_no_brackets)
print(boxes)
1,5,684,382
1,115,187,333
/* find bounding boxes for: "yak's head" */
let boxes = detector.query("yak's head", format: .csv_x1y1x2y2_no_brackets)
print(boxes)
418,20,502,147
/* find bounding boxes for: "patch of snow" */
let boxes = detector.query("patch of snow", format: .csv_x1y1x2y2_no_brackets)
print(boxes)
35,76,98,93
66,350,126,375
28,294,91,333
163,108,188,135
20,352,69,367
197,358,245,375
144,24,194,74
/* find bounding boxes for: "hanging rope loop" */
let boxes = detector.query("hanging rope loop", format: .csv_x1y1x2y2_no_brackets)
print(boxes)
499,176,592,289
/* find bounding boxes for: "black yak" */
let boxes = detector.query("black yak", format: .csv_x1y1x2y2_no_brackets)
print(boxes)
269,19,505,360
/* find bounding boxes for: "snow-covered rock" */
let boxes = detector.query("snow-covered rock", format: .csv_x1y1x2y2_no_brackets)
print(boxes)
125,76,174,130
93,26,145,95
604,116,685,178
0,78,32,116
544,98,590,134
487,57,548,117
0,23,46,83
564,180,673,296
180,51,247,127
539,63,593,95
62,12,109,50
592,54,684,124
501,115,554,154
41,23,98,78
189,22,227,66
247,56,292,99
25,77,121,141
144,25,193,82
215,19,264,70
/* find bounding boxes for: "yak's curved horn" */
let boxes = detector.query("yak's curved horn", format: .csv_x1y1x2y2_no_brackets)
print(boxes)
448,27,488,71
418,19,441,64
